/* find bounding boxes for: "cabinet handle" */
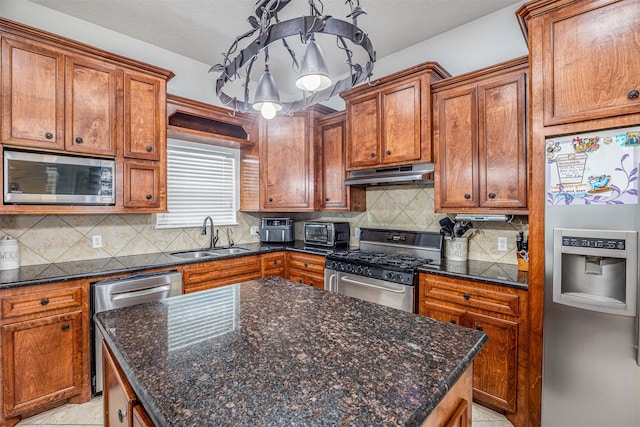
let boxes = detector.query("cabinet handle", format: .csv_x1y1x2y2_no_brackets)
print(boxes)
450,319,457,325
464,193,471,200
118,409,126,423
476,325,483,331
45,132,54,139
463,293,470,300
488,192,496,199
75,137,83,144
146,145,153,152
146,194,152,200
41,298,49,306
61,323,70,331
386,150,391,156
628,89,639,100
370,152,376,158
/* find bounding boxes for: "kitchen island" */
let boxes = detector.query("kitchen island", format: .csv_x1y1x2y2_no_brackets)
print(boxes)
95,277,487,426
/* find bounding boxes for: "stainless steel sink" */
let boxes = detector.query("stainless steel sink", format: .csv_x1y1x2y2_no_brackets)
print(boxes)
210,247,250,255
170,250,222,259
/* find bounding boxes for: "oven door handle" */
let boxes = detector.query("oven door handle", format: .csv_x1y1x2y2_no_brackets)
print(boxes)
111,284,173,301
341,276,406,293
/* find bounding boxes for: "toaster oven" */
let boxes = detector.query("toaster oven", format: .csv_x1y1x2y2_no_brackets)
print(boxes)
304,221,350,247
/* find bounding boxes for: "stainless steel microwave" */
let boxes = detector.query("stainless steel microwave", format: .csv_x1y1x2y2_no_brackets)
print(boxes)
3,150,115,205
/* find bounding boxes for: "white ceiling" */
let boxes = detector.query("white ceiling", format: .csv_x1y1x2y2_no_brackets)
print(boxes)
29,0,524,97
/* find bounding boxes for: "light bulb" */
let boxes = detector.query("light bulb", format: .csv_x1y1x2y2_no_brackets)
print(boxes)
300,74,322,91
261,102,277,120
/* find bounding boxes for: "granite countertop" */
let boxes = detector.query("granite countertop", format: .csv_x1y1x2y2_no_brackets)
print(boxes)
0,240,527,290
420,259,528,290
0,241,325,289
95,277,487,427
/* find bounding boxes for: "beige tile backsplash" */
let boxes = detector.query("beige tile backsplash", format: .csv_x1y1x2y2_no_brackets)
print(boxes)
0,186,527,266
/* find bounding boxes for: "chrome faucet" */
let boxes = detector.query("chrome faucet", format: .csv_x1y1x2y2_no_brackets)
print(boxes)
201,216,218,249
226,228,235,247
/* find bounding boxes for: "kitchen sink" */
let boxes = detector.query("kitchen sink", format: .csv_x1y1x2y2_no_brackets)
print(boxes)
170,250,222,259
210,247,250,255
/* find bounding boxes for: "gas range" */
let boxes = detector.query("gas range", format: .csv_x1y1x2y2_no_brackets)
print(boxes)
325,228,444,285
324,228,443,313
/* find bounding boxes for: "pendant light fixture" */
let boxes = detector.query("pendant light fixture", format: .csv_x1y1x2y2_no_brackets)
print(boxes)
211,0,376,119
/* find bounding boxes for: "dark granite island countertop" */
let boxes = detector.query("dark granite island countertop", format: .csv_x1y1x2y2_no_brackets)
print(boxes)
95,277,487,426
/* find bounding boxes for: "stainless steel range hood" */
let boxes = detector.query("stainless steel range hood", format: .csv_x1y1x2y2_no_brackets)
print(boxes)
344,163,434,186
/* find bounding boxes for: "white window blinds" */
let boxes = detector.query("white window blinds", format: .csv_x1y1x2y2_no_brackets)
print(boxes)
156,139,238,229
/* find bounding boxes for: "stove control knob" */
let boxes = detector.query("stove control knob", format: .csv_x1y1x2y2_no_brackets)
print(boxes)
363,267,371,276
355,266,363,274
347,265,354,273
387,272,395,281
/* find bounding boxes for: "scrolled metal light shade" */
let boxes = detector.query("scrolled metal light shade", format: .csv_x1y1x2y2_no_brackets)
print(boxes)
211,0,376,117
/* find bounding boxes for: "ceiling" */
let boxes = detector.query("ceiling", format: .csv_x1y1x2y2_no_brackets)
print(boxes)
29,0,524,98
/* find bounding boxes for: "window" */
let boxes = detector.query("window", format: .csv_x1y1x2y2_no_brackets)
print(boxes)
156,138,238,229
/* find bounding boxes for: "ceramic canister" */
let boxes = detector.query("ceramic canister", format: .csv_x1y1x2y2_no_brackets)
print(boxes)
0,237,20,270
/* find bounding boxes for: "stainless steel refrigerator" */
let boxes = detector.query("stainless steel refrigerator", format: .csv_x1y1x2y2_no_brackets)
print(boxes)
543,126,640,426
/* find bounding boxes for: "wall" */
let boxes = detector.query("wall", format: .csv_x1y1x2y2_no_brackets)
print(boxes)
0,1,528,266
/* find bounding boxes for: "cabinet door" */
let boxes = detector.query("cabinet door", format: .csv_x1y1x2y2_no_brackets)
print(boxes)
123,161,160,208
260,114,313,210
478,71,527,209
65,55,119,156
317,114,347,209
346,93,379,169
1,36,64,149
103,341,136,427
1,311,83,416
466,311,518,412
381,80,421,164
421,302,466,327
124,71,164,161
433,85,478,209
541,0,640,125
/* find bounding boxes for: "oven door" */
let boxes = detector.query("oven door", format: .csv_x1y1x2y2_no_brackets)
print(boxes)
325,269,415,313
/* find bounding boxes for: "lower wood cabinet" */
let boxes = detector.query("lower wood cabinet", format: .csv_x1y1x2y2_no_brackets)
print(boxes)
103,341,154,427
419,273,528,427
286,252,325,289
181,255,262,293
0,279,90,425
261,252,286,277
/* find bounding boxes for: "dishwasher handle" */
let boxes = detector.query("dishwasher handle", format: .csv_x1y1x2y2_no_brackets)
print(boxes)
111,284,174,301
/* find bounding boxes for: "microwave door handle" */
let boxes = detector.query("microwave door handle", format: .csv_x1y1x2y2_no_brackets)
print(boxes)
265,230,269,241
281,229,285,241
341,276,406,293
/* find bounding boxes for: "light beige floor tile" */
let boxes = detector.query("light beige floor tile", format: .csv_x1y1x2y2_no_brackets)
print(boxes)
17,396,102,426
472,421,516,427
473,403,510,422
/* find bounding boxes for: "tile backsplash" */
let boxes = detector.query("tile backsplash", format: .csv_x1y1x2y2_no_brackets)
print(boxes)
0,186,527,266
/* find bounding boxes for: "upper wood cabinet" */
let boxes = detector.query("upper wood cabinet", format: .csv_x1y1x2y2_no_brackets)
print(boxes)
315,111,365,212
341,62,450,170
259,105,333,211
432,57,528,214
518,0,640,127
0,18,174,214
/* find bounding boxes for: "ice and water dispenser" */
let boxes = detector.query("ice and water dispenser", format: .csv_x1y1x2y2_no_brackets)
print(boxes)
553,228,638,316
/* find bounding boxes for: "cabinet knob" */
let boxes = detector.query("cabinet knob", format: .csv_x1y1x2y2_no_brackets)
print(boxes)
41,298,49,306
268,197,273,202
449,319,457,325
61,323,70,331
298,279,303,283
476,325,483,331
628,89,639,100
309,281,313,287
464,193,471,200
145,194,152,200
463,293,470,300
370,152,376,158
45,132,54,140
273,260,278,265
303,262,308,267
118,409,126,423
325,198,329,202
146,145,153,152
386,150,391,156
488,192,496,199
75,137,83,144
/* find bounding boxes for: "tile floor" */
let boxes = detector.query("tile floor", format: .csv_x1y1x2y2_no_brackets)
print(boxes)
16,396,513,426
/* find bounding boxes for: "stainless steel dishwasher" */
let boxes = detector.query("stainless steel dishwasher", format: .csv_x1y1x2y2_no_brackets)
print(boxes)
91,270,183,394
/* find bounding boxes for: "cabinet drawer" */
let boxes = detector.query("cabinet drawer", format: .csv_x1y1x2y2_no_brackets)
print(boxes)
421,275,519,317
287,252,325,274
261,252,286,277
287,270,324,289
182,255,261,285
421,302,466,326
184,271,263,294
1,286,83,320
